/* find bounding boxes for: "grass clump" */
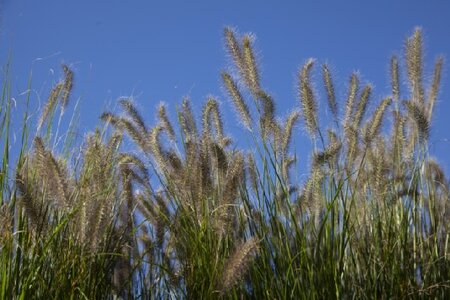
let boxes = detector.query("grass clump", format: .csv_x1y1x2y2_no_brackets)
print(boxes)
0,27,449,299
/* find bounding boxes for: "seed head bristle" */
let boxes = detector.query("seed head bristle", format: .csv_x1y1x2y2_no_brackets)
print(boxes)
282,110,300,155
120,98,147,134
157,102,176,141
101,112,119,126
426,158,446,186
118,117,147,152
256,91,276,140
404,100,429,142
179,98,198,141
343,73,359,132
242,34,261,95
60,64,73,111
224,27,245,73
149,125,167,172
390,56,400,104
427,56,444,122
222,72,252,129
247,152,259,193
16,172,41,230
365,97,392,144
391,111,406,160
299,59,318,136
313,138,342,167
322,64,338,118
106,132,123,158
202,97,224,140
118,153,148,181
220,237,259,292
406,27,425,106
38,82,63,130
352,84,372,128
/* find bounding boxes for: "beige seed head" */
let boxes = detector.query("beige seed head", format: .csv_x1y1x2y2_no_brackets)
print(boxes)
404,100,429,143
390,56,400,104
38,82,63,130
352,84,372,128
222,72,252,129
220,237,259,292
405,27,425,106
343,73,359,132
242,34,261,95
322,64,338,118
427,56,444,122
298,59,318,136
120,98,147,134
282,110,300,155
157,102,176,141
202,97,224,140
365,97,392,144
224,27,245,74
60,64,73,111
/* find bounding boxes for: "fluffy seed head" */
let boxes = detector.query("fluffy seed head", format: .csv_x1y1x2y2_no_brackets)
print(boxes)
61,64,73,111
222,72,252,129
352,84,372,128
242,34,260,94
38,82,63,130
365,97,392,144
282,110,300,155
220,237,259,292
404,100,429,143
390,56,400,103
322,64,338,118
427,56,444,122
299,59,318,136
406,27,425,106
343,73,359,131
157,102,176,141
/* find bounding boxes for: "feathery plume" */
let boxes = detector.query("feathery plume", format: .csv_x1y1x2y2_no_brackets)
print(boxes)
242,34,260,94
391,111,406,160
427,56,444,122
158,102,176,141
16,172,41,229
220,237,259,292
38,82,63,130
282,110,300,155
365,97,392,144
256,91,276,139
202,97,224,140
222,72,252,129
120,98,147,134
352,84,372,128
60,64,73,111
390,56,400,104
343,73,359,131
179,98,198,141
313,138,342,167
322,64,338,118
224,27,244,73
404,100,429,142
406,27,425,106
247,152,259,193
298,59,318,136
149,125,167,171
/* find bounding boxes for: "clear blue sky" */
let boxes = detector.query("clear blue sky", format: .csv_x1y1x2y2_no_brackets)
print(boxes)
1,1,449,173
